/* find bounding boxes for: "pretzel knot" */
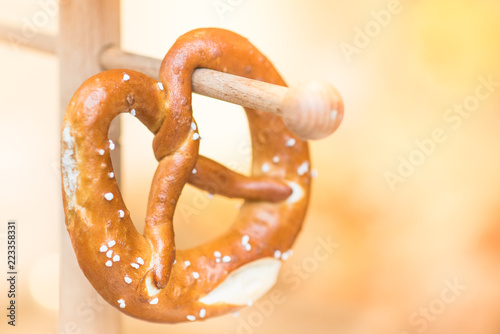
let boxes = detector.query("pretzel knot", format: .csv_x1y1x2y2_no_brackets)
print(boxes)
61,28,311,323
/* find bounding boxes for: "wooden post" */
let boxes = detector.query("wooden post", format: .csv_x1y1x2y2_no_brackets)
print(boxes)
58,0,121,332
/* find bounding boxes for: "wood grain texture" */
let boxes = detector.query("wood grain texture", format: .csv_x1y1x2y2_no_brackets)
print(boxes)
191,68,288,114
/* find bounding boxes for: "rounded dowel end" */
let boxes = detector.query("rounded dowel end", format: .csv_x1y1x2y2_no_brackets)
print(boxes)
282,80,344,140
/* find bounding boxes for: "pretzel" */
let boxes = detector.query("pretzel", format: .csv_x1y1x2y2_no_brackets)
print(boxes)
61,28,341,323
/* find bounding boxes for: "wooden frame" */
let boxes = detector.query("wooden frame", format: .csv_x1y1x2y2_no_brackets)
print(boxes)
0,1,338,332
0,1,122,332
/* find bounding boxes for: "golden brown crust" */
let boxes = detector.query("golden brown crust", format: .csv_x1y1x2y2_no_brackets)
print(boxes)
61,28,311,323
189,155,293,202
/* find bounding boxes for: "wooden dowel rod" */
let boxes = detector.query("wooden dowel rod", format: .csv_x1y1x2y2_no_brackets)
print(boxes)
0,24,56,54
101,47,287,115
101,46,344,140
0,29,344,138
191,68,288,115
0,29,343,139
100,46,161,80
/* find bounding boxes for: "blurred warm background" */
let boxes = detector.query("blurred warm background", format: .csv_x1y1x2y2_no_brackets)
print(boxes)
2,0,500,333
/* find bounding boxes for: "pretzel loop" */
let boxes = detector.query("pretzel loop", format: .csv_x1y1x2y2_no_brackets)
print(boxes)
61,28,311,323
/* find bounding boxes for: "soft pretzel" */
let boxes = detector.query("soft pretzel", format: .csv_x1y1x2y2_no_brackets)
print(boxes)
61,28,311,323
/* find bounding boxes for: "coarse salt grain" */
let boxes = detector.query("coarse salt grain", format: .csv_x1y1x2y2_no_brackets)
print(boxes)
281,250,293,261
261,163,270,173
117,298,126,308
297,161,310,176
274,250,282,259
